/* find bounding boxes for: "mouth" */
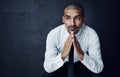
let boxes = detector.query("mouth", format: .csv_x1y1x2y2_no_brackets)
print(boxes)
68,26,77,31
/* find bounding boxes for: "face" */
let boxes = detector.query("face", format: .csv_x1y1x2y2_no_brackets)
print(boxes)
62,9,85,34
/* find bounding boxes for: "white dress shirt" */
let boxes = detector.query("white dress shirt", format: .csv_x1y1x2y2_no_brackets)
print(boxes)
43,24,104,73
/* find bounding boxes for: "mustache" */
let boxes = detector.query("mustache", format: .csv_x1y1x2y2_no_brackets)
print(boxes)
68,25,78,30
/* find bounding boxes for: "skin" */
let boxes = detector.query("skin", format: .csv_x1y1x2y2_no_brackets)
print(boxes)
61,8,85,61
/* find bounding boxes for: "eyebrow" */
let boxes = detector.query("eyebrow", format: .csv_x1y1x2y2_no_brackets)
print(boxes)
64,15,70,17
74,15,82,17
64,15,82,17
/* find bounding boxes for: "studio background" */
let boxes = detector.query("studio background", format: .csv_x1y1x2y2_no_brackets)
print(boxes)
0,0,119,77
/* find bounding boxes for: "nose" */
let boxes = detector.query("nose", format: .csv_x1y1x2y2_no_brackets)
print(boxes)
70,18,75,26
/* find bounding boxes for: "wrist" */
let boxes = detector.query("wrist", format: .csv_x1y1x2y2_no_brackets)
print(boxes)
77,50,84,61
61,51,66,61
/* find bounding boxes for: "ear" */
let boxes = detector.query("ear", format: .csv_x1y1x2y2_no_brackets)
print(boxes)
62,16,65,23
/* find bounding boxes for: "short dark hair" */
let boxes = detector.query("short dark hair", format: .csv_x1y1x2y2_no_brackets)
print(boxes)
64,2,84,16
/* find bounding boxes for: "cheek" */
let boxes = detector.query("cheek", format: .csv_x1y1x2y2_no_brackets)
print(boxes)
76,21,83,27
76,21,82,25
64,20,70,25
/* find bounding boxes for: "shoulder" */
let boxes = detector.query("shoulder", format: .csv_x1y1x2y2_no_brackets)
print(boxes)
47,24,65,37
82,24,100,44
82,24,98,35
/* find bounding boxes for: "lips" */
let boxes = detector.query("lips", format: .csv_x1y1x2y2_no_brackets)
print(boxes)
68,26,77,31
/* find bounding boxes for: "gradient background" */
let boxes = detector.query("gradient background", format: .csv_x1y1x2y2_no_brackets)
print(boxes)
0,0,119,77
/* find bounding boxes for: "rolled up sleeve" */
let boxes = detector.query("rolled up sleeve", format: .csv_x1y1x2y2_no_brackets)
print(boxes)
81,30,104,73
43,31,64,73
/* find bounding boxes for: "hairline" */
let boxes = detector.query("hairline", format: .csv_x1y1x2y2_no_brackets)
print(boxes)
64,2,84,17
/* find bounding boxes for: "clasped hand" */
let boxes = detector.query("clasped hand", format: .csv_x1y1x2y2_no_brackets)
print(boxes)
61,32,84,61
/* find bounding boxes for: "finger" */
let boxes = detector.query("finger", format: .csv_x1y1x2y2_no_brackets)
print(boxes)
70,32,75,39
72,41,76,49
71,34,74,39
70,31,74,34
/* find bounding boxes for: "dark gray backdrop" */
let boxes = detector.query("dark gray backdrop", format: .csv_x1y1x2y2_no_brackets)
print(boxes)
0,0,119,77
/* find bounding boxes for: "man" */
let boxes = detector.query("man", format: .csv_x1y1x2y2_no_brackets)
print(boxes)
43,2,104,77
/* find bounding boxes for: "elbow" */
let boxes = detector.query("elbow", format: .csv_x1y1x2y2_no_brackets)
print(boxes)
44,67,51,73
44,69,52,73
43,61,56,73
93,63,104,74
93,68,103,74
43,62,52,73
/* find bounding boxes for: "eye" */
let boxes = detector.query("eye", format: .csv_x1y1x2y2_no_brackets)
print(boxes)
75,16,82,20
64,16,71,20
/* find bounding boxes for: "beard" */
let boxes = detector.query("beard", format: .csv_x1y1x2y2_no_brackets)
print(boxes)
68,25,78,32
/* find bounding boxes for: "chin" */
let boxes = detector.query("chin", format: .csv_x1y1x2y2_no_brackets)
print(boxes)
68,30,77,34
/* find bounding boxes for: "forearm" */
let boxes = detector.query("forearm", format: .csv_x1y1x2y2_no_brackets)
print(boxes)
44,53,64,73
81,53,104,73
76,49,84,61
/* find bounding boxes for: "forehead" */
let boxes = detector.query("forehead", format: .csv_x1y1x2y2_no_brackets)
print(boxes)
64,9,82,16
